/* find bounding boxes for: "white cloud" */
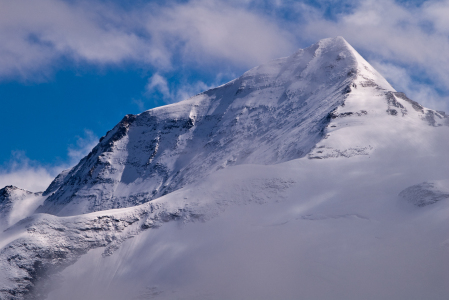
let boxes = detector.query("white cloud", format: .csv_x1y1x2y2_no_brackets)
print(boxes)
0,0,294,81
0,0,148,80
146,73,171,100
143,0,295,68
0,0,448,110
0,130,98,192
175,81,214,103
0,151,57,192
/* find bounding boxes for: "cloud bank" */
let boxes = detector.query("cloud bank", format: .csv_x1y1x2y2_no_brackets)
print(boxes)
1,0,448,110
1,0,449,107
0,0,294,80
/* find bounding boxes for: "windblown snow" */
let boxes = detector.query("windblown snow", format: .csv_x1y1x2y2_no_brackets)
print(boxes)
0,186,44,231
1,37,448,300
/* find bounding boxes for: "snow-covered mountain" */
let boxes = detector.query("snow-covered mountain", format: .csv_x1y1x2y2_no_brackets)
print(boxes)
35,36,446,217
1,37,449,300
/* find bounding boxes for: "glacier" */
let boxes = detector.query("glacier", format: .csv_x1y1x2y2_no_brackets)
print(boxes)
0,37,448,300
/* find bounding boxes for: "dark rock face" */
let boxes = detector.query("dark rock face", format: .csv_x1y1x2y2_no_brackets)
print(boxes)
385,91,407,116
0,186,22,199
394,92,424,112
384,91,448,126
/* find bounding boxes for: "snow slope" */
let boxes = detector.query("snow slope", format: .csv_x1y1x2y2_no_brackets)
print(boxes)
0,37,448,299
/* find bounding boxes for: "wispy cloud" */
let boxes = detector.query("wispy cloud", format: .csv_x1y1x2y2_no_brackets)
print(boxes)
0,130,98,192
145,73,221,104
132,98,146,112
0,151,56,192
67,129,99,165
146,73,171,100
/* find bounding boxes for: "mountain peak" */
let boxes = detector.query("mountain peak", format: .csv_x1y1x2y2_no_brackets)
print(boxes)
35,37,445,217
318,36,394,91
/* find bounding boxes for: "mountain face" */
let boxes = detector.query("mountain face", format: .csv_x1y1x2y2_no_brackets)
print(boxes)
36,37,446,217
1,37,449,300
37,37,361,216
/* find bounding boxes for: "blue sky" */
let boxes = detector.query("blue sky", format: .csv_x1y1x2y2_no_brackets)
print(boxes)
1,0,449,191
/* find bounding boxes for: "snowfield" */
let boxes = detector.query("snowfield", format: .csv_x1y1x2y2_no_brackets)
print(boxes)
0,37,448,300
